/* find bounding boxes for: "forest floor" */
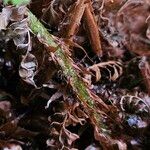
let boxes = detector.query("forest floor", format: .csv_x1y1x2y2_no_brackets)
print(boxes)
0,0,150,149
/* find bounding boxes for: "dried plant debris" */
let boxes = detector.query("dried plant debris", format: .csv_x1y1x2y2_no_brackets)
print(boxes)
87,60,123,82
0,0,150,149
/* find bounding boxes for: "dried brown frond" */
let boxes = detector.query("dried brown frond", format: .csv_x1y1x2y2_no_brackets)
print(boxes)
47,101,88,149
87,61,123,82
120,93,150,113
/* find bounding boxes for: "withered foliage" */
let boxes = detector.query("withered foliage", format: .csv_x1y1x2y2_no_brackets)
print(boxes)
0,0,150,149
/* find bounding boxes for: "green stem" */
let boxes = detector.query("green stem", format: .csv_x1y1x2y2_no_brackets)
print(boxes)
27,10,112,148
27,10,108,111
28,10,94,109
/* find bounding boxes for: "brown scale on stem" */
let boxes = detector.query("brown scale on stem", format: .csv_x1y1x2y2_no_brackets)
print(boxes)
59,0,86,39
59,0,102,56
83,1,102,56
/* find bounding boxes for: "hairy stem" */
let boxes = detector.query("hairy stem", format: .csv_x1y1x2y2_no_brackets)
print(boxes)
28,10,108,110
27,10,113,148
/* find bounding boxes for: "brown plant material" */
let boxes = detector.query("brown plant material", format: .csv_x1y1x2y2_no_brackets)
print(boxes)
87,61,123,82
59,0,86,39
47,101,85,149
139,57,150,96
0,1,150,150
116,0,150,56
27,10,119,149
120,92,150,113
83,1,102,56
60,0,103,56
